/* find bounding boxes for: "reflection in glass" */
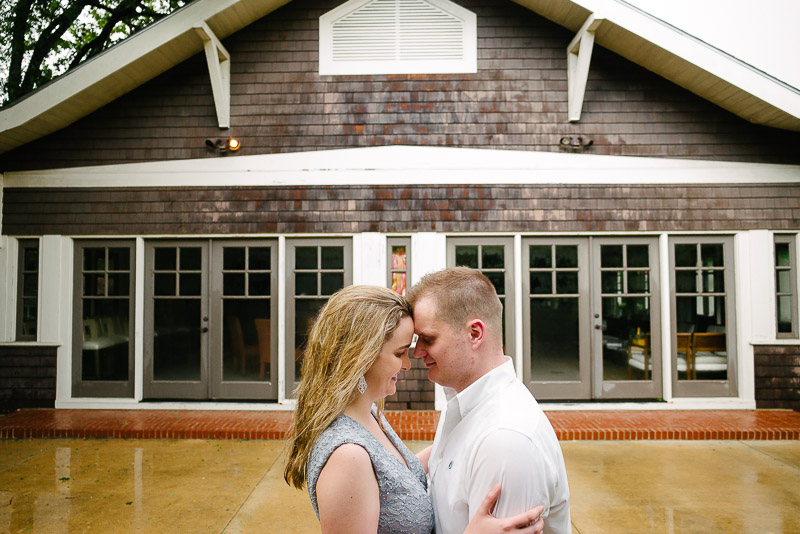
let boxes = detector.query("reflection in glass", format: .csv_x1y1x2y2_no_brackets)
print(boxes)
778,296,792,333
556,272,578,294
153,299,201,381
296,247,317,269
294,299,325,379
601,271,623,294
84,248,105,271
675,295,728,381
321,247,344,269
775,243,790,267
482,246,504,269
628,271,649,294
84,274,104,297
455,246,478,268
627,245,649,268
391,245,408,296
555,246,578,268
530,246,551,268
24,247,39,271
249,247,270,270
530,298,579,381
777,270,792,293
675,271,697,293
81,299,130,381
530,272,551,294
602,296,651,381
108,248,130,271
675,244,697,267
601,245,623,268
703,270,725,293
108,273,130,297
701,244,724,267
223,300,270,382
224,247,245,270
295,273,317,296
154,248,176,270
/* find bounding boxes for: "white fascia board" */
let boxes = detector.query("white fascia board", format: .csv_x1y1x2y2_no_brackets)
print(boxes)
567,0,800,119
5,146,800,188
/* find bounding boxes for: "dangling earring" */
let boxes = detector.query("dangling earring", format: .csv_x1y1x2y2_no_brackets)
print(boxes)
357,375,368,394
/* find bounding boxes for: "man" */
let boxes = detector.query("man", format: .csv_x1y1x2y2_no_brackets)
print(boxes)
408,267,571,534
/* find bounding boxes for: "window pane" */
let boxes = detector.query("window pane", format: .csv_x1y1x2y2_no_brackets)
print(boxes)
108,248,130,271
392,272,407,296
628,271,649,294
108,274,130,297
249,273,270,296
601,271,623,294
223,300,271,382
154,273,176,296
455,246,478,268
154,248,176,270
180,273,202,296
84,248,106,271
180,248,202,271
84,274,105,296
556,272,578,294
675,244,697,267
224,247,246,270
21,298,37,337
601,245,623,268
23,247,39,271
23,273,39,297
294,299,326,379
701,244,724,267
81,300,130,381
627,245,649,268
224,273,245,296
321,247,343,269
296,247,317,269
531,298,579,381
702,270,725,293
777,296,793,333
153,299,200,381
602,296,651,381
321,273,344,295
391,246,407,270
676,271,697,293
530,272,552,295
555,246,578,268
482,246,504,269
530,245,551,268
775,243,790,267
485,272,505,295
296,273,317,296
249,247,270,270
777,270,792,293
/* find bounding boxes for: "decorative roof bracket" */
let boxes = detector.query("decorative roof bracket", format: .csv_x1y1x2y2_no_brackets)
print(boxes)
567,15,604,122
194,22,231,129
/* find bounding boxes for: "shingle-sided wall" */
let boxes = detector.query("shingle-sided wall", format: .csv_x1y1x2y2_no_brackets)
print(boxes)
2,0,800,172
755,345,800,410
0,345,57,414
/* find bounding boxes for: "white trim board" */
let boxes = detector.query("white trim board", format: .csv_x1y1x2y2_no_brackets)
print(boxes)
5,146,800,188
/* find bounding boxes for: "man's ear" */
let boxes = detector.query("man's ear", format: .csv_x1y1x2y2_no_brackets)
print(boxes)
467,319,486,348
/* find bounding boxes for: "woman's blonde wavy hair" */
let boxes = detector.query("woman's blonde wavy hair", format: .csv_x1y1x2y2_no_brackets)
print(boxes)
283,285,413,489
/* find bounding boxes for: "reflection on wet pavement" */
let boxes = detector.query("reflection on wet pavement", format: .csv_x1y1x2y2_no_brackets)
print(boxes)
1,439,798,533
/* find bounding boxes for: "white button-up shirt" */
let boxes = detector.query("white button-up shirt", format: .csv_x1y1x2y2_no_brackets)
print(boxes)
428,358,570,534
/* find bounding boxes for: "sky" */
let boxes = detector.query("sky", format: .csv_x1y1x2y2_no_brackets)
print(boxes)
625,0,800,89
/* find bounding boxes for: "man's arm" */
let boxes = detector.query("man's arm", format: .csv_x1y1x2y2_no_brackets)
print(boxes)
467,429,552,522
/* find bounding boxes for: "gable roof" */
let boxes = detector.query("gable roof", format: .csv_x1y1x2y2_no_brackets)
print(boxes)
0,0,798,155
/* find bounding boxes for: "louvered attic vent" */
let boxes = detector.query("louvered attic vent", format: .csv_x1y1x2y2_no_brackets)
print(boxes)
320,0,477,75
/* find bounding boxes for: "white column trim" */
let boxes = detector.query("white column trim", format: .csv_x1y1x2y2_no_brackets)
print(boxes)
194,22,230,129
734,232,755,403
658,233,672,402
567,15,603,122
513,234,524,378
277,236,289,404
0,237,18,341
134,237,145,401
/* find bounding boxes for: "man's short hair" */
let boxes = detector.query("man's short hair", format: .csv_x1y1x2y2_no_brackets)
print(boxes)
407,266,503,341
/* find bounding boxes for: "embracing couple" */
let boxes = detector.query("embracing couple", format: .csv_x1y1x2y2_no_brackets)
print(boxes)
285,267,571,534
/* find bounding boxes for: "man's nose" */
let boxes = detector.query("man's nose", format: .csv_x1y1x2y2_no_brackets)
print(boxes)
411,345,424,358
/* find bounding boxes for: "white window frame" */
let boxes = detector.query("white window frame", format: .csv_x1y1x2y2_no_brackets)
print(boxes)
319,0,477,75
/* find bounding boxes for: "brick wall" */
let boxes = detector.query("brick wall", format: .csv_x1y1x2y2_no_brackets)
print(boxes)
754,345,800,410
2,0,799,172
385,356,435,410
0,345,58,414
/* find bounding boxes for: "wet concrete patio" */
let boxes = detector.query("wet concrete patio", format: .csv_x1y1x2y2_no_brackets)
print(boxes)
1,438,798,533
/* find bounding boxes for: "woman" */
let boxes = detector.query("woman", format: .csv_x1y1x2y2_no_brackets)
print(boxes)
284,285,543,534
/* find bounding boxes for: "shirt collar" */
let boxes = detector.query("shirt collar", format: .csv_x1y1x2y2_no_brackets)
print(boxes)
443,357,515,419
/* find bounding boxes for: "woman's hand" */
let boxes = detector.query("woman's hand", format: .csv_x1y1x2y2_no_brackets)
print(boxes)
463,484,544,534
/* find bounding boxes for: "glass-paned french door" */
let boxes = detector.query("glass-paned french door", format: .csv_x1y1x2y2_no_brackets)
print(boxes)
447,237,516,356
286,239,353,399
73,241,136,398
144,240,278,400
523,237,661,400
670,236,737,397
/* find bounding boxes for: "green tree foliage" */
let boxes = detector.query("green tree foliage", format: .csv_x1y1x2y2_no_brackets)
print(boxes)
0,0,194,106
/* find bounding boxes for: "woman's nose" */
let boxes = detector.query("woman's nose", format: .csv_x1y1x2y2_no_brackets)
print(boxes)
401,351,411,371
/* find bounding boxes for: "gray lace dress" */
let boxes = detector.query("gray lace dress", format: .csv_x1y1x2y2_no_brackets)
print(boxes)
307,407,435,534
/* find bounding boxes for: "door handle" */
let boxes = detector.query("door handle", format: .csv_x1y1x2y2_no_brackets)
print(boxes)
594,324,601,330
201,326,209,333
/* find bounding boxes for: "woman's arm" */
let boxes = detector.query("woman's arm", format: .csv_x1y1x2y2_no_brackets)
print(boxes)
315,444,380,534
415,445,432,474
464,484,544,534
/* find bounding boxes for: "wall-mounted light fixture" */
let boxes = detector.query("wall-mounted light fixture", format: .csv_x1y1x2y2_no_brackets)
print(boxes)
205,138,242,154
559,136,593,150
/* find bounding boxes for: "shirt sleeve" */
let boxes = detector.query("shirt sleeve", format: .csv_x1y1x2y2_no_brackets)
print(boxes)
466,428,553,522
